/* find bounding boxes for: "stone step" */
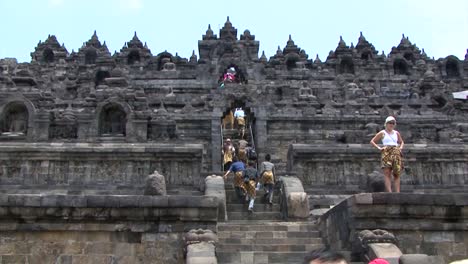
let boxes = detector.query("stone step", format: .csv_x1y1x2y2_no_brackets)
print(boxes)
216,242,323,252
218,221,319,232
217,230,321,239
216,251,314,264
227,211,282,221
218,237,323,245
227,203,280,212
225,190,279,204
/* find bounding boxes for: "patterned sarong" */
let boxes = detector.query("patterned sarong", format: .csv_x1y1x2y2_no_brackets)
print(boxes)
238,148,247,162
381,146,403,177
262,170,274,185
223,150,233,165
234,171,246,191
244,180,256,198
237,117,245,127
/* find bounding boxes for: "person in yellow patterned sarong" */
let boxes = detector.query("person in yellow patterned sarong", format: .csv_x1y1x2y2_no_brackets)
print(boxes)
223,139,235,172
223,157,246,203
370,116,405,193
243,161,258,212
260,154,276,204
234,107,246,139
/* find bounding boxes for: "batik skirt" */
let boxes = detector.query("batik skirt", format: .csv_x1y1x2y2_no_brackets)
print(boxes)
381,146,403,177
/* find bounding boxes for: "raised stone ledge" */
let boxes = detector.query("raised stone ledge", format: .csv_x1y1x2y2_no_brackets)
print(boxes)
353,193,468,206
204,175,227,221
0,194,219,223
0,142,204,154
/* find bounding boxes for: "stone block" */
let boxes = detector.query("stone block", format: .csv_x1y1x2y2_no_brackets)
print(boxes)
287,192,310,219
23,195,42,207
367,243,402,264
399,254,445,264
144,170,167,196
355,193,373,204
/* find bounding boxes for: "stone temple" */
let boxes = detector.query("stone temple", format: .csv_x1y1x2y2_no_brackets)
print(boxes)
0,17,467,263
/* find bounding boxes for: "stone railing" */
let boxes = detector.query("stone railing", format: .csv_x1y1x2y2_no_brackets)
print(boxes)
278,176,310,219
319,193,468,263
288,143,468,193
0,142,204,192
0,193,219,263
204,175,227,222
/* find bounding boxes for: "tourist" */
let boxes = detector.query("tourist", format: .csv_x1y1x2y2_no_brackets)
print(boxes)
243,160,258,212
223,138,235,172
234,107,246,138
370,116,405,193
303,249,348,264
369,259,389,264
223,156,246,203
260,154,276,204
237,138,249,163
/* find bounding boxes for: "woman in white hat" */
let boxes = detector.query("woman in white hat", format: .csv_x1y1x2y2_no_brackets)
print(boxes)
370,116,405,192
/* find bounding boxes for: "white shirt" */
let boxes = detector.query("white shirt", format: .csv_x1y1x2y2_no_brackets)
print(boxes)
234,109,245,118
382,130,399,146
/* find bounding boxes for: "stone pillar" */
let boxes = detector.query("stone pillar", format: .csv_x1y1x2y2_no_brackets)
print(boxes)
77,113,93,141
253,106,267,160
33,112,50,141
211,108,222,172
130,119,147,142
279,176,310,219
205,175,227,221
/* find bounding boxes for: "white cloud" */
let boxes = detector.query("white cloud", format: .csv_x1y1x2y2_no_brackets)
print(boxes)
119,0,143,10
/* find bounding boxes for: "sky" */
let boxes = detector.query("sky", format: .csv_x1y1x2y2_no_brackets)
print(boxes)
0,0,467,63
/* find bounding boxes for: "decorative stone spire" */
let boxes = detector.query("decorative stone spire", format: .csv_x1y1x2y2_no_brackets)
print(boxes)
30,34,68,63
202,24,217,40
189,50,197,64
283,35,301,55
338,36,347,48
240,29,255,41
314,54,322,64
127,31,144,49
465,49,468,61
219,16,237,40
117,32,152,64
355,31,377,56
259,51,267,63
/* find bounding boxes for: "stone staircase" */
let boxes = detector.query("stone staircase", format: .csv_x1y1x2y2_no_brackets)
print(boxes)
216,185,326,264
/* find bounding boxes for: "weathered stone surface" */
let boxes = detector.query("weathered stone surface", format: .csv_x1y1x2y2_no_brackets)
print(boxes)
144,170,167,196
287,192,310,219
399,254,445,264
204,175,226,221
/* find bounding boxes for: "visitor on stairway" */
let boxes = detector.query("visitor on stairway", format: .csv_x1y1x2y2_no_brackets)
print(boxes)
223,156,246,203
223,138,235,172
245,143,257,161
243,160,258,212
303,249,348,264
370,116,405,193
368,258,389,264
237,138,248,163
234,107,246,139
260,154,276,204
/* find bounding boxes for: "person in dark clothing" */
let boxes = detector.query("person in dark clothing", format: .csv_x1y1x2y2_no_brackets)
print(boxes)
260,154,275,204
243,160,258,212
223,157,246,203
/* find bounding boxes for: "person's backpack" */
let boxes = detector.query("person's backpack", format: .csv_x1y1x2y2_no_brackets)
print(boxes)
247,148,257,160
244,167,258,182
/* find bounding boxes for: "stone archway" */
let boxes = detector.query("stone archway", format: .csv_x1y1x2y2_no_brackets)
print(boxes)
0,102,29,136
99,103,127,137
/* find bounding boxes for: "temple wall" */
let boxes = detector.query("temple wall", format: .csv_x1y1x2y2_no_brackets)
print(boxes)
287,144,468,193
0,143,204,193
320,193,468,262
0,194,218,264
